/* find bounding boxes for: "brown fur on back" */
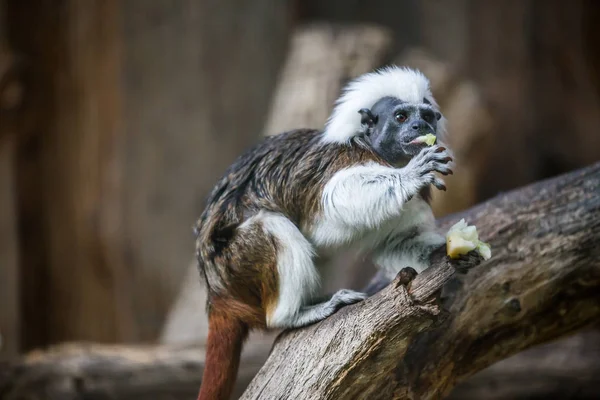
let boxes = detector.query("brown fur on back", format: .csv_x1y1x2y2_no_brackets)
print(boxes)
194,129,385,307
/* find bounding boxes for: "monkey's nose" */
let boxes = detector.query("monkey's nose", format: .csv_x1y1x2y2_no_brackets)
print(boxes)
411,121,428,131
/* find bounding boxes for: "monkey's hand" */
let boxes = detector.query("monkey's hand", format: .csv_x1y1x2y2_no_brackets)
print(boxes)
430,244,483,274
450,250,485,274
403,145,453,192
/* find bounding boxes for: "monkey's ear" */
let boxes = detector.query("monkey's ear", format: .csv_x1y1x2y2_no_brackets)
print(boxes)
358,108,377,138
358,108,378,127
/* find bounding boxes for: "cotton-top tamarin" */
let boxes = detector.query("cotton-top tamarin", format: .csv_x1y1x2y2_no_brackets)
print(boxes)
194,66,481,400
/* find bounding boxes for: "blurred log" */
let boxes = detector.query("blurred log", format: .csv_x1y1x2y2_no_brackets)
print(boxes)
264,23,392,135
122,0,292,341
295,0,419,52
161,23,393,344
0,340,272,400
2,162,599,399
242,162,600,399
448,328,600,400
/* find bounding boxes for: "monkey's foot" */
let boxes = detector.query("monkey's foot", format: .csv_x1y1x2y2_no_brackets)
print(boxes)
330,289,368,312
396,267,418,286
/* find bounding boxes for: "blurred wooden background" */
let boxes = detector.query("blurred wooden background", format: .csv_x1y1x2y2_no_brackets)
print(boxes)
1,0,599,385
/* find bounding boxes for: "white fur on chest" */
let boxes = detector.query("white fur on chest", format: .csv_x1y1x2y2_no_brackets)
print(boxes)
310,196,435,251
308,162,437,251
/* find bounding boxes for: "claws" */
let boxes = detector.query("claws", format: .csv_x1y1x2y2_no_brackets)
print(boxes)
397,267,418,285
450,250,484,274
407,145,453,192
433,179,447,191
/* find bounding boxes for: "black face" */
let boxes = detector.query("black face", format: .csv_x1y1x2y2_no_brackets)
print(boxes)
359,96,442,165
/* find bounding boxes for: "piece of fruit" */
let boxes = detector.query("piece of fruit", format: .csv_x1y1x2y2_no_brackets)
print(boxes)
447,236,477,258
410,133,437,146
421,133,437,146
445,219,492,260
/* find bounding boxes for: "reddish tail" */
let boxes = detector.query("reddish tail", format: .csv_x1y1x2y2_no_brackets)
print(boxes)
197,311,248,400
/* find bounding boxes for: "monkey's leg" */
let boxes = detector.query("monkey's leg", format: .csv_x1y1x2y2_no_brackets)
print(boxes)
283,289,367,328
247,211,366,329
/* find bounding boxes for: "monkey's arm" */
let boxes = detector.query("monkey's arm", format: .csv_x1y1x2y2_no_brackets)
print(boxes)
372,230,446,276
319,145,451,234
368,231,484,292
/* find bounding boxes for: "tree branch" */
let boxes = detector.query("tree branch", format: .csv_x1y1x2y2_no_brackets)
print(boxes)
242,162,600,399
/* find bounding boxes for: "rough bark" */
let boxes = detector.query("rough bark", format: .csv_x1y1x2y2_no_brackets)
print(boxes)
1,162,599,399
242,162,600,399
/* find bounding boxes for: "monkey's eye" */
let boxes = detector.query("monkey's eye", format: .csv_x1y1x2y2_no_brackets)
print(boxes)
395,112,408,123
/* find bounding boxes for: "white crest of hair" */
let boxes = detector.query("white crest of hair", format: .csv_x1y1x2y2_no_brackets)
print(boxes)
322,65,446,144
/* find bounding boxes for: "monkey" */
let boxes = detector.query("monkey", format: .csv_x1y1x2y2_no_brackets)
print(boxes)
194,66,482,400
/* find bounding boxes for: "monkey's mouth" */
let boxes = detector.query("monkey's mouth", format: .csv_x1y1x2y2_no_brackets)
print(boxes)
404,136,427,147
402,134,436,155
408,134,436,146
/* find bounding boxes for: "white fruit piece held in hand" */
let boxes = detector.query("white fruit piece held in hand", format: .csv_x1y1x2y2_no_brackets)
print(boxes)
446,218,492,260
